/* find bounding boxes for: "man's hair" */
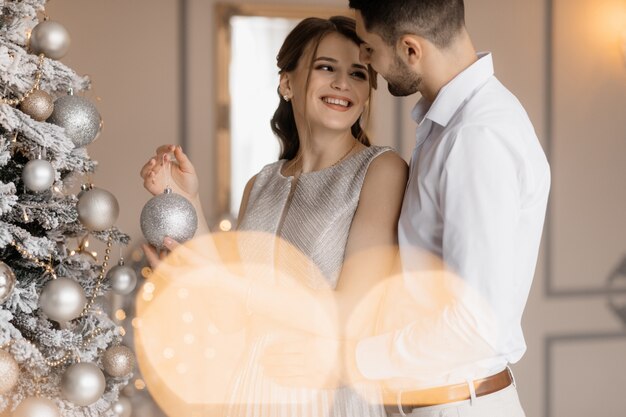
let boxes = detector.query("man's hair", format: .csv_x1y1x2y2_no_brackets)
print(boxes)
349,0,465,48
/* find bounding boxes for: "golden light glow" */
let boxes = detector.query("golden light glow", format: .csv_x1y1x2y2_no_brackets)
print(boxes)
134,379,146,390
141,267,152,278
115,309,126,321
133,232,496,416
219,219,232,232
143,282,155,294
132,318,142,328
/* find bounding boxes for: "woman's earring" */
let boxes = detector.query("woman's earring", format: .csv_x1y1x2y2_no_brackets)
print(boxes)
283,95,290,102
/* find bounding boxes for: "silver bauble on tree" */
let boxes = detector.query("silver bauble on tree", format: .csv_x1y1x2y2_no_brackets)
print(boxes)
22,156,55,192
12,397,60,417
29,20,70,60
47,93,102,148
140,187,198,248
38,277,86,322
0,261,16,304
106,259,137,295
102,345,135,377
20,89,54,121
0,349,19,394
111,396,132,417
77,186,120,232
61,362,106,406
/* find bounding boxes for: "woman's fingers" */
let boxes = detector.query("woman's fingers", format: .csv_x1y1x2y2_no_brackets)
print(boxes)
139,158,157,179
142,244,161,269
173,146,195,174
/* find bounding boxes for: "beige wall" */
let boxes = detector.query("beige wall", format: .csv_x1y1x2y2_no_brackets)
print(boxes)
45,1,626,416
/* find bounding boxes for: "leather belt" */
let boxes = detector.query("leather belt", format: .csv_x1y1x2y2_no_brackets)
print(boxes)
383,369,513,409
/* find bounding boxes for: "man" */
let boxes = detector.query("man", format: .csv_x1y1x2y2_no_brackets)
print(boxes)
349,0,551,416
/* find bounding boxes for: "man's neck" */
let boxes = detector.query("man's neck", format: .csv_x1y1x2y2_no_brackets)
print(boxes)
420,30,478,102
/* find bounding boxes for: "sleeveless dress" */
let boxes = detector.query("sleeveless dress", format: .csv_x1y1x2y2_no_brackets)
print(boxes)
226,145,392,417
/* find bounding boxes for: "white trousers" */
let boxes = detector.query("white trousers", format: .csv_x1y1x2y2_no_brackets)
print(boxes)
386,384,526,417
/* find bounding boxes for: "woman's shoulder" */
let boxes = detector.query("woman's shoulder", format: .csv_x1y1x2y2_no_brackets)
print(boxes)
366,146,408,173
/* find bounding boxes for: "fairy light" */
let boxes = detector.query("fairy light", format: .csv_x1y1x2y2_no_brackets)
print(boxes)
115,309,126,321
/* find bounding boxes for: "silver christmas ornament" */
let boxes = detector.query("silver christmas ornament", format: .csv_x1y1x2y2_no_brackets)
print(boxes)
12,397,60,417
0,349,19,394
29,20,71,60
0,261,16,304
111,396,132,417
102,345,135,377
61,362,106,406
106,259,137,295
47,94,102,148
140,188,198,249
22,157,55,192
77,187,120,231
20,90,54,121
38,277,86,322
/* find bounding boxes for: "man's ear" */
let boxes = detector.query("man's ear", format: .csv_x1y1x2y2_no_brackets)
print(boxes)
279,72,292,99
397,34,423,66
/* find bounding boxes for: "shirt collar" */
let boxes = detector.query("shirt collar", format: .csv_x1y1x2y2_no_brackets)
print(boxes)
411,52,494,128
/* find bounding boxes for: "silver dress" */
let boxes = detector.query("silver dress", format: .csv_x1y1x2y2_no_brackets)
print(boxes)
227,145,392,417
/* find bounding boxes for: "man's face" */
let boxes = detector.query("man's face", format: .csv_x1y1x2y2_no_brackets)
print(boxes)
354,11,422,97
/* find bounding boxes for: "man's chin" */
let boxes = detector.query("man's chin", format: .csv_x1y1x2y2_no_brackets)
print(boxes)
387,82,420,97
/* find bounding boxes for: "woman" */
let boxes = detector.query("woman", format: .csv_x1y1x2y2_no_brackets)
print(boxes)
140,16,407,416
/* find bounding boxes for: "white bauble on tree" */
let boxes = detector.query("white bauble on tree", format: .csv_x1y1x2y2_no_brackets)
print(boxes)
102,345,135,377
29,20,70,60
20,89,54,121
77,186,120,232
0,261,16,304
12,397,60,417
140,188,197,249
47,93,102,148
111,396,132,417
22,157,55,192
106,259,137,295
61,362,106,406
38,277,86,322
0,349,19,394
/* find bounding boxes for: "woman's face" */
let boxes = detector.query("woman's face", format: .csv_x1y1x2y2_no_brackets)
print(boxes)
284,32,371,135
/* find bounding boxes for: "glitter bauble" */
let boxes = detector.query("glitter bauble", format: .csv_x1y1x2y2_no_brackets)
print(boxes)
29,20,70,60
20,90,54,121
111,396,132,417
47,95,102,148
106,260,137,295
0,261,16,304
61,362,106,406
12,397,60,417
77,187,120,232
0,349,19,394
22,158,55,192
102,345,135,377
140,189,197,249
38,277,86,322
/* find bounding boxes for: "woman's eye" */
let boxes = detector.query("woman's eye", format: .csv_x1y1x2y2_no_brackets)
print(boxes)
315,64,333,72
351,71,368,80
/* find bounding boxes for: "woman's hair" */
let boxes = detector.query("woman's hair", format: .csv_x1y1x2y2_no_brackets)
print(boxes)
270,16,377,160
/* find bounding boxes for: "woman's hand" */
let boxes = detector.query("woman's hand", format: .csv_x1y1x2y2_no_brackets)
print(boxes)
139,145,199,202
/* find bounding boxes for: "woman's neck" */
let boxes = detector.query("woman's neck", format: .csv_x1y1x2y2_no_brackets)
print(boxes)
287,128,358,174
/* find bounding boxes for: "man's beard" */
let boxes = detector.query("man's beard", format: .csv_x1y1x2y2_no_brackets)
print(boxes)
386,55,421,97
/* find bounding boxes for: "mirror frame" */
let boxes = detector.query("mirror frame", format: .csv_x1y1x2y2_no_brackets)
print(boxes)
214,3,350,221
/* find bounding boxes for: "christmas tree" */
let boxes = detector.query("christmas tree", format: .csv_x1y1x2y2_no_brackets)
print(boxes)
0,1,136,416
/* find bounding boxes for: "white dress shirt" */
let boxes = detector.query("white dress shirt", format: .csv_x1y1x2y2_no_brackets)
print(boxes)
356,53,550,388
